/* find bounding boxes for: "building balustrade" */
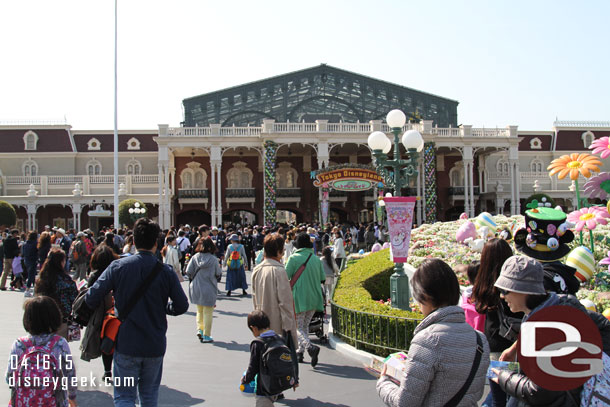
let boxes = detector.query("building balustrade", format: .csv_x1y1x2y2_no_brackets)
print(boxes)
277,188,301,198
448,186,480,196
225,188,256,198
178,188,209,199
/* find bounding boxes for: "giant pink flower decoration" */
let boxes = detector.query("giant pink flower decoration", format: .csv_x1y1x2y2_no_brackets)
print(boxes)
567,207,609,231
584,172,610,199
589,136,610,159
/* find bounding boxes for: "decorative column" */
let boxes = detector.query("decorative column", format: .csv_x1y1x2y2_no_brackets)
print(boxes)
215,162,222,227
509,162,516,215
210,161,216,227
478,155,486,194
26,204,37,231
157,164,165,228
511,159,521,214
423,142,437,223
71,204,82,232
263,140,278,226
164,163,171,227
469,160,475,216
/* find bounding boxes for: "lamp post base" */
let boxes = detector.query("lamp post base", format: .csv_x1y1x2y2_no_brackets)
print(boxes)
390,264,411,311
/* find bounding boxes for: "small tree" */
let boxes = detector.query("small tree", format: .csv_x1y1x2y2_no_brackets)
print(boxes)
0,201,16,228
118,199,146,227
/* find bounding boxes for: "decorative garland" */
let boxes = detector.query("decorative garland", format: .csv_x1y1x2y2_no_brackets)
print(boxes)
424,142,437,223
263,140,278,226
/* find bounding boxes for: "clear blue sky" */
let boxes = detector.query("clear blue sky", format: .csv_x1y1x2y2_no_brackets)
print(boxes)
1,0,608,131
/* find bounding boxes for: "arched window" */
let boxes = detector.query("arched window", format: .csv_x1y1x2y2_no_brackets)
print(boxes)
23,131,39,151
126,159,141,175
530,137,542,150
180,162,207,189
582,131,595,149
23,160,38,176
86,159,102,176
530,158,544,173
87,138,101,151
496,158,509,176
448,162,464,187
227,162,253,188
277,162,299,188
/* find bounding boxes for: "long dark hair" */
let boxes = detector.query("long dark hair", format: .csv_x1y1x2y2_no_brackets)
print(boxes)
322,246,334,269
88,244,119,287
37,231,51,249
34,248,67,298
472,238,513,313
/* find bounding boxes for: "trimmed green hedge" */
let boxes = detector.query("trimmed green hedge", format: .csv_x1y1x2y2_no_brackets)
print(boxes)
0,201,16,228
332,249,423,357
118,199,146,227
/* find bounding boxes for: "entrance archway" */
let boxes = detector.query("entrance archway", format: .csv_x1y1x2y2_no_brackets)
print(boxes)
223,210,257,227
330,208,348,223
177,210,211,228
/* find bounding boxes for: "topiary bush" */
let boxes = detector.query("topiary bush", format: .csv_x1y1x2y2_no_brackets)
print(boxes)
0,201,16,228
118,199,146,227
332,249,423,357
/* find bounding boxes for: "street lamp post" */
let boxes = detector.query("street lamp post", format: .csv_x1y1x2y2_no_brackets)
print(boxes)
367,109,424,311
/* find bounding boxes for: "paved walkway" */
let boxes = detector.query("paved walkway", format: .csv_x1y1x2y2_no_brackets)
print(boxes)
0,270,385,407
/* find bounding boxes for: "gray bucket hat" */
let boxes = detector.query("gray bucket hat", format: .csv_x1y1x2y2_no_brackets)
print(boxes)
494,255,546,295
229,234,239,241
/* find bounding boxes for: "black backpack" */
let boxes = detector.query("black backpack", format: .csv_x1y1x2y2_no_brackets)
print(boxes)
255,335,296,395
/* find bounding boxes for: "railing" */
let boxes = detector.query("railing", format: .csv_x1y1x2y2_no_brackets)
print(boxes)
328,123,372,133
168,127,212,136
219,127,261,136
277,188,301,198
90,175,126,184
448,186,480,195
554,120,610,128
431,127,461,137
471,128,510,137
0,119,67,126
5,176,41,185
331,301,421,356
132,175,159,184
48,176,83,185
381,123,422,133
178,188,209,199
272,123,317,132
225,188,256,198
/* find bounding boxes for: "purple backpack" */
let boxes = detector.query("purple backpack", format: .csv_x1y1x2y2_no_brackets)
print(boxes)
10,335,64,407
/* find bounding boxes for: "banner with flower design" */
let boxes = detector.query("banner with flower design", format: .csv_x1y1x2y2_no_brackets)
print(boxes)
384,197,416,263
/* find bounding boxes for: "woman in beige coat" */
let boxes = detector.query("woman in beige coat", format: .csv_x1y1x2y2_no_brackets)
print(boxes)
251,233,298,347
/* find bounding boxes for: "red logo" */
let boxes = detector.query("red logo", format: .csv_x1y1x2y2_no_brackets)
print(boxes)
518,305,603,390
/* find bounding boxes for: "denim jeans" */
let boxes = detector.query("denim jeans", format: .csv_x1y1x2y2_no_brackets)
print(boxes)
113,351,164,407
25,261,37,289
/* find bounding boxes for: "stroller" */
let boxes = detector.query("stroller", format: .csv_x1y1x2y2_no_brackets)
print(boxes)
308,290,328,344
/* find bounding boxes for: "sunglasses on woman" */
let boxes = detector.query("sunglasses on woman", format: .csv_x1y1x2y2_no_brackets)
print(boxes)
497,288,511,296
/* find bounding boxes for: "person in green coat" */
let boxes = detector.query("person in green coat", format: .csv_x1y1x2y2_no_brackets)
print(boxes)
285,232,326,367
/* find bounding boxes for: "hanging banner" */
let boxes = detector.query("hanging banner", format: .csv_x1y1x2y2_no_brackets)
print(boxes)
321,200,329,225
312,167,384,190
384,197,416,263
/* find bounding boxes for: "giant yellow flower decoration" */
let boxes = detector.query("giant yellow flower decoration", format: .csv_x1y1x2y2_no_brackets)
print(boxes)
547,153,602,180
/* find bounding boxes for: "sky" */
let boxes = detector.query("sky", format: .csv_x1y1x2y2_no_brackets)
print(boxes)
1,0,609,131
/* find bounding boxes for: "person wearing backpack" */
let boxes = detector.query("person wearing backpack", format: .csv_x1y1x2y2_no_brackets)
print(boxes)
6,295,78,407
242,310,297,407
71,232,88,281
223,234,248,297
176,230,190,274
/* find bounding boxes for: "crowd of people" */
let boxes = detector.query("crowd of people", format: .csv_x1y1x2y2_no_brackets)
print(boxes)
3,206,610,407
0,219,385,407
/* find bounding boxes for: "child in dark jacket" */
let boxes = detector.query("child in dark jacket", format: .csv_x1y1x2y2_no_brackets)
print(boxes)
242,310,295,406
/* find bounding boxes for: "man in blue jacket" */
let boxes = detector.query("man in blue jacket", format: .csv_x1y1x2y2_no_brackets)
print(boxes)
85,218,188,407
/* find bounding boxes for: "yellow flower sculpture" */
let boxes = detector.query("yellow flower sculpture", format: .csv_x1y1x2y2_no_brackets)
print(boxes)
547,153,602,180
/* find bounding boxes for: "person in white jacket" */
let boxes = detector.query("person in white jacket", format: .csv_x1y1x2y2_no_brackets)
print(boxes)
332,231,346,271
162,235,183,282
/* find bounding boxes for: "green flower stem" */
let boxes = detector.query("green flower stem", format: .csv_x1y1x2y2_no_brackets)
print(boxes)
589,229,595,253
575,179,584,246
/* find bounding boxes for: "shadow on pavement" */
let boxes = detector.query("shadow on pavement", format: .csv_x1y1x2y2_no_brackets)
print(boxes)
75,389,114,406
215,309,249,318
157,385,205,406
310,363,375,380
279,396,351,407
212,340,250,352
